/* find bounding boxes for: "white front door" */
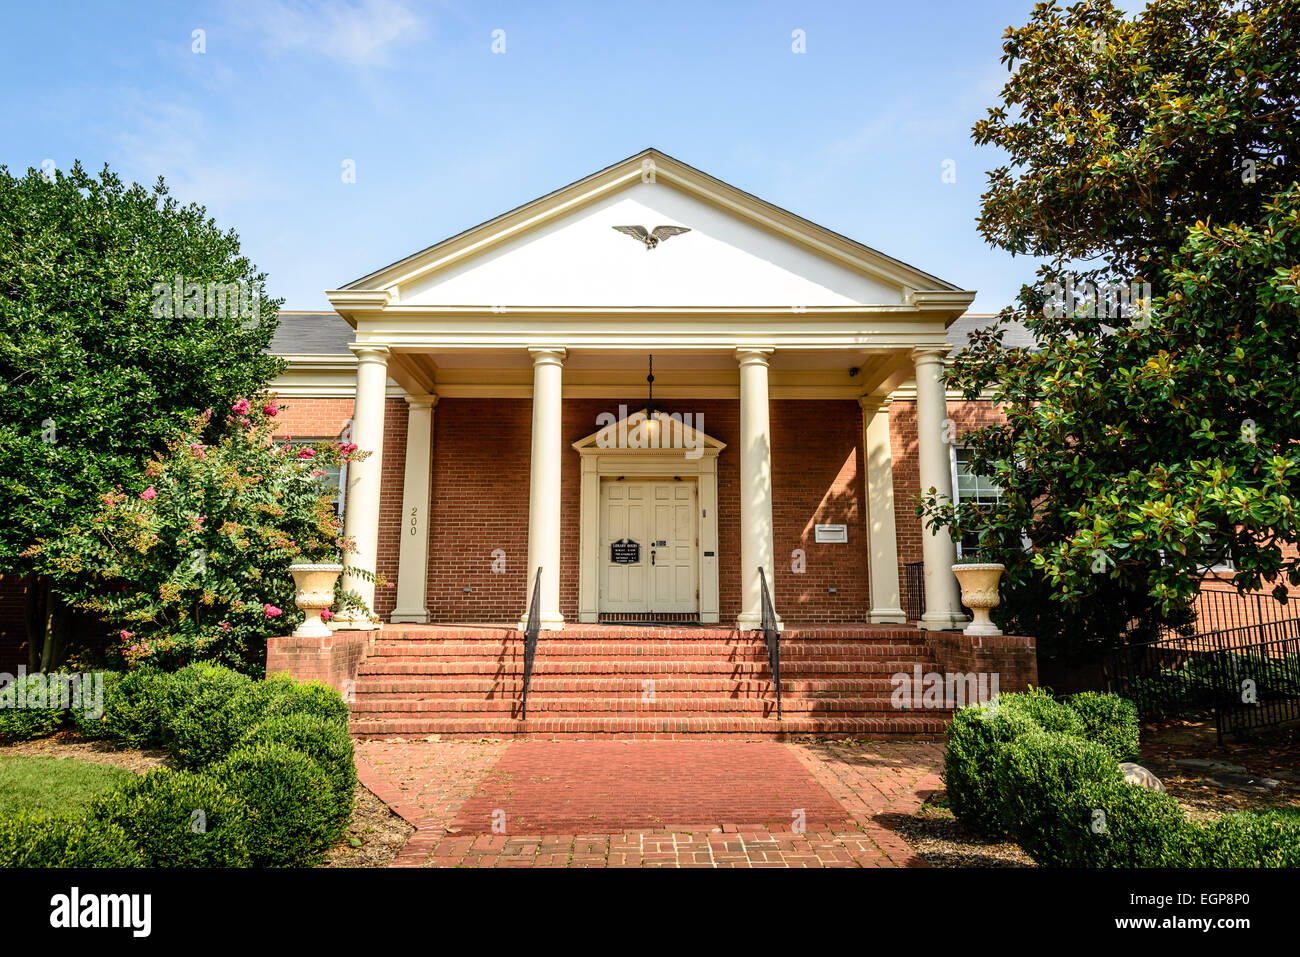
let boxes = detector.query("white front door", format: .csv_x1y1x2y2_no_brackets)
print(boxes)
600,479,698,616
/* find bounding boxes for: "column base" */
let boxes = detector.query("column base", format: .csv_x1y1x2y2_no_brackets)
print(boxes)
735,613,783,631
518,613,565,632
919,611,969,631
390,609,430,624
868,608,908,624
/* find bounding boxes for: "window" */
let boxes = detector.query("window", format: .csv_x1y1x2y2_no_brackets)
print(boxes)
951,447,1002,557
289,437,347,520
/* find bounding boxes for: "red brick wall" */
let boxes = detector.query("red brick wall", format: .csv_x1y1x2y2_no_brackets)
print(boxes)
410,396,871,623
425,398,532,621
272,396,354,440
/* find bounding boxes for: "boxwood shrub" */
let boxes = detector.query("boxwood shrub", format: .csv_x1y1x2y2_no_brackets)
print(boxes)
942,702,1043,839
101,668,175,748
92,767,253,867
1,663,355,868
1194,810,1300,868
0,673,67,744
1064,691,1140,762
242,713,356,827
0,812,143,867
211,743,340,867
164,666,257,769
945,688,1299,868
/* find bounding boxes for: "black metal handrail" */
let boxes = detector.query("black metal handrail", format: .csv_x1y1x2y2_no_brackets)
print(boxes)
758,565,781,720
520,566,542,720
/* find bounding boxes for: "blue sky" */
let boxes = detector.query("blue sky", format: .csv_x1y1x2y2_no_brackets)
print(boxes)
0,0,1142,312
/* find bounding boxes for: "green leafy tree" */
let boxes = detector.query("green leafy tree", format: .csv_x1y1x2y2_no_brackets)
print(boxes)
33,398,373,675
0,162,284,667
923,0,1300,661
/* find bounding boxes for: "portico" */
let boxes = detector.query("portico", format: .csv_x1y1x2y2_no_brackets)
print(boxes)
324,149,973,633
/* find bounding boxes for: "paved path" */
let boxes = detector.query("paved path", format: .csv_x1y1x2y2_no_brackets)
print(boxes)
354,738,943,868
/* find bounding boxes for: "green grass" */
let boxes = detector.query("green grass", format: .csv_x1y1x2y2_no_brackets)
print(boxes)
0,757,135,817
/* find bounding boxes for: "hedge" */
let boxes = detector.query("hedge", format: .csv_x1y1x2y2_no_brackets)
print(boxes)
943,689,1300,867
0,665,354,868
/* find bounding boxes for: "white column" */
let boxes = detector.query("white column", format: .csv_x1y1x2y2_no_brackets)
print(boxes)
736,348,780,630
339,345,390,629
859,396,907,623
392,394,437,623
912,347,967,630
522,347,566,630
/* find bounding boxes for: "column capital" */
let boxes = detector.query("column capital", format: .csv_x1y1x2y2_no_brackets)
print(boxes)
858,394,892,415
349,343,391,363
735,347,775,366
527,346,567,366
404,393,438,410
910,346,950,366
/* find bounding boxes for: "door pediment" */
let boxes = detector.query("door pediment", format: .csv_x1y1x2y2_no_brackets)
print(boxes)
573,407,725,460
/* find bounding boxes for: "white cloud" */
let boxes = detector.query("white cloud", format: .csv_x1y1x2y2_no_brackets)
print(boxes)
232,0,425,68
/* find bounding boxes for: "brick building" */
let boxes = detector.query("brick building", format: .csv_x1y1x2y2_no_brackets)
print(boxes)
270,148,1010,635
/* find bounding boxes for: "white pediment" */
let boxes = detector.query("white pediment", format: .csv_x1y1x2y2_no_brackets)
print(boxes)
399,181,904,308
333,151,968,317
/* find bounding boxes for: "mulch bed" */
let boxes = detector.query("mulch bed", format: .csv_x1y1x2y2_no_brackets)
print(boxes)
320,784,414,868
893,718,1300,867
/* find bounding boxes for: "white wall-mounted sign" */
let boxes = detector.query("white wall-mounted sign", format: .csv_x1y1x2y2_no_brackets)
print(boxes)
814,524,848,543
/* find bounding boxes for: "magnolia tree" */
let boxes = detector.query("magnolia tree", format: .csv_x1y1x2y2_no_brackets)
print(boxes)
922,0,1300,660
0,162,283,668
32,398,373,674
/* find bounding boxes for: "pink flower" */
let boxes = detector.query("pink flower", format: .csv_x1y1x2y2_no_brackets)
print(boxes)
189,443,207,460
320,609,334,621
119,630,134,641
140,485,157,501
339,442,358,455
297,447,315,460
263,404,278,417
220,621,231,632
264,604,282,618
231,398,251,415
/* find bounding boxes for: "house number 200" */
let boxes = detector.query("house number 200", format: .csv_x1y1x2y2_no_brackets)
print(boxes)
408,507,419,535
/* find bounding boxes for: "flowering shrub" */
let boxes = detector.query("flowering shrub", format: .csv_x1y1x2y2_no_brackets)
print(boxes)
33,397,375,674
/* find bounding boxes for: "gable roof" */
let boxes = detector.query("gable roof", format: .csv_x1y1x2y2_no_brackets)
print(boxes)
337,148,965,297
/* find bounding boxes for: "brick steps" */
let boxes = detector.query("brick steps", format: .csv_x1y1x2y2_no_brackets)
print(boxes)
354,676,900,694
349,624,948,739
352,696,933,715
348,715,952,737
365,641,933,659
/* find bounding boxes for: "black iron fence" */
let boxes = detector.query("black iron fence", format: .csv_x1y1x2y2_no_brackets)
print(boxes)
1106,616,1300,741
1158,586,1295,642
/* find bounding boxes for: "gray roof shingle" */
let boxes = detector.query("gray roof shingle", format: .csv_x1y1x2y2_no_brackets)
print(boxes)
269,311,355,356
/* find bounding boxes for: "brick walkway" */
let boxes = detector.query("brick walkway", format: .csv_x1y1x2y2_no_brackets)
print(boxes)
354,738,943,868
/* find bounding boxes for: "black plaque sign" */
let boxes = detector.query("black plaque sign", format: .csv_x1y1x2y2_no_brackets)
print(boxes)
610,539,640,564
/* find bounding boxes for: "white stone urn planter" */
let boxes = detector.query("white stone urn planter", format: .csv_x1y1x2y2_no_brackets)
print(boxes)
288,563,343,638
951,562,1005,637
